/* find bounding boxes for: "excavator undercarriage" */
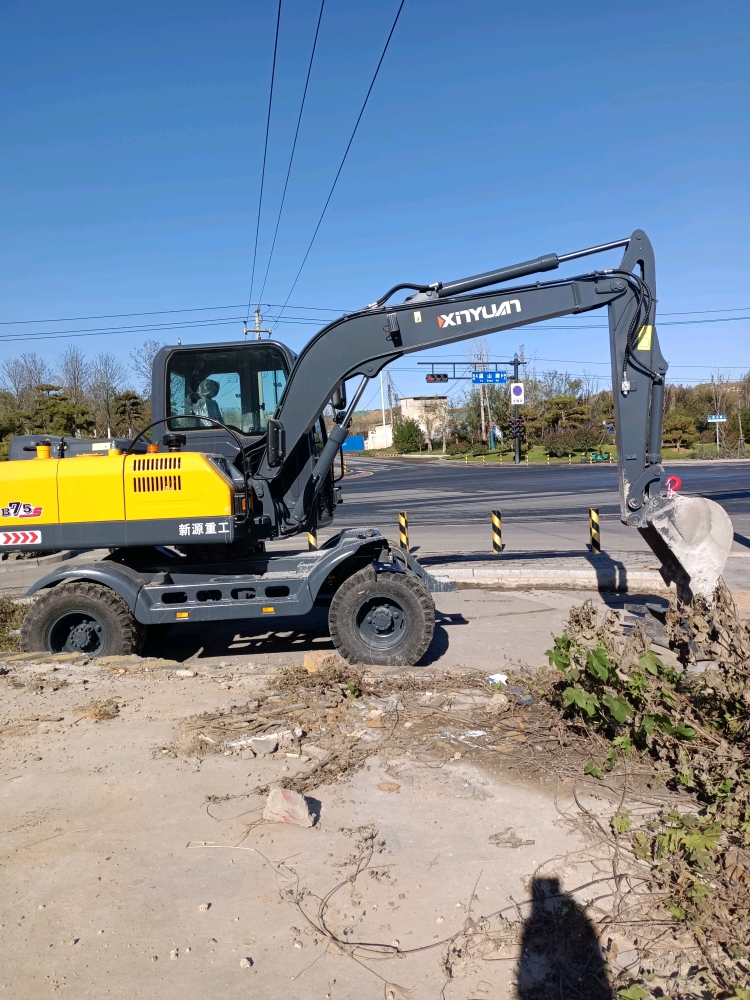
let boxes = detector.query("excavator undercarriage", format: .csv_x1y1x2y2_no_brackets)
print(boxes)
1,230,734,664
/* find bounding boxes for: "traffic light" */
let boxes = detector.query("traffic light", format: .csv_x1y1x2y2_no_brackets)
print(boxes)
425,373,449,383
511,416,526,438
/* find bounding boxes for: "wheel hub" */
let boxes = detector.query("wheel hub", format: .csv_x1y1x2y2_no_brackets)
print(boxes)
67,621,103,653
366,605,401,633
356,595,408,650
48,612,107,655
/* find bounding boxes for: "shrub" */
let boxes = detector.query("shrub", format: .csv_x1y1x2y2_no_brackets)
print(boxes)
392,417,425,454
545,431,576,458
470,443,489,456
447,441,470,455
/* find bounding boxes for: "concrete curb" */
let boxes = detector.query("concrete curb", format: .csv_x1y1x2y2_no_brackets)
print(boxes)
427,561,669,593
0,549,74,574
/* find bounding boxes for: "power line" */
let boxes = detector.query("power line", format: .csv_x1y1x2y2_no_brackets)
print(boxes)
273,0,406,330
246,0,283,323
0,301,345,328
257,0,325,306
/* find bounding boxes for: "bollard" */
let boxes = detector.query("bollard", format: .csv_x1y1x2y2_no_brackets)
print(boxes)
568,453,572,465
308,525,318,550
589,507,601,553
398,510,409,551
492,509,503,554
482,454,486,466
465,454,468,465
547,454,550,465
499,452,503,465
525,453,529,466
343,460,348,474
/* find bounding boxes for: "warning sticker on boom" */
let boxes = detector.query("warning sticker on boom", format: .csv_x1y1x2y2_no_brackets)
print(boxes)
635,324,653,351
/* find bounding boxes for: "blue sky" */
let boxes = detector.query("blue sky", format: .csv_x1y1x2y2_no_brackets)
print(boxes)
1,0,748,408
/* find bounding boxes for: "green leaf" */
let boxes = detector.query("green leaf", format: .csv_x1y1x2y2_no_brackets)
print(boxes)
586,647,612,682
603,694,631,723
564,685,600,717
665,900,686,921
611,810,631,834
641,715,655,736
673,722,697,740
584,761,603,779
639,651,662,675
618,985,648,1000
546,647,570,671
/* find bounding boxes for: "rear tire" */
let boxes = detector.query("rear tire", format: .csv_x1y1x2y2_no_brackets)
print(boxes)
20,581,145,656
328,565,434,667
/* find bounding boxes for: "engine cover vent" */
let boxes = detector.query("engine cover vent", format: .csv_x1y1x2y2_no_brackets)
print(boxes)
132,457,182,471
132,475,182,493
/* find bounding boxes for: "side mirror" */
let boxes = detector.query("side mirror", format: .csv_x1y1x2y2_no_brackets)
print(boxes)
331,381,347,411
266,419,286,467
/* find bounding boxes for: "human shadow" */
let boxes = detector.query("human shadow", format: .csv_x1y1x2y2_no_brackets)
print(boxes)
516,877,612,1000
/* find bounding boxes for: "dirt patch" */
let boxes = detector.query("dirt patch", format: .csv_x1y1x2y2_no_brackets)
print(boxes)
73,698,120,721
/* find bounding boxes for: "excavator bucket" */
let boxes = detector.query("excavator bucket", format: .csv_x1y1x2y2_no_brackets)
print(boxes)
639,496,734,603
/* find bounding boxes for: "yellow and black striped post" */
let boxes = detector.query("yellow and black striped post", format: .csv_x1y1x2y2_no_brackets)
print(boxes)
568,453,572,465
307,524,318,550
492,509,503,554
589,507,601,553
398,510,409,551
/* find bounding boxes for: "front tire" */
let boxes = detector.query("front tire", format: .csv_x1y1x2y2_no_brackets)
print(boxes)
20,581,145,656
328,566,434,667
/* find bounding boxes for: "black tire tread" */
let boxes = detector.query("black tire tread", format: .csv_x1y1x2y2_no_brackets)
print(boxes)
329,565,434,667
20,580,145,655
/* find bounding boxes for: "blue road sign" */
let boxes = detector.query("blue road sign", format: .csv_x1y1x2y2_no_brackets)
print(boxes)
472,371,507,385
707,414,727,422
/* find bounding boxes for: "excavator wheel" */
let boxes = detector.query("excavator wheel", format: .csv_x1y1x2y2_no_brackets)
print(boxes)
328,565,435,667
20,581,145,657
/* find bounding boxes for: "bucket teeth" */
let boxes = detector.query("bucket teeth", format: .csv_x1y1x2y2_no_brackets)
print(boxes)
639,496,734,603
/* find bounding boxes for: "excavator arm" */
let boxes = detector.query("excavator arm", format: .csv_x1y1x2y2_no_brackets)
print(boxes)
257,229,733,601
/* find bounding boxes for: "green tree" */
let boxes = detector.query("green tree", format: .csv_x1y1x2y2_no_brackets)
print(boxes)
14,385,93,436
662,413,696,451
113,391,146,437
393,417,425,454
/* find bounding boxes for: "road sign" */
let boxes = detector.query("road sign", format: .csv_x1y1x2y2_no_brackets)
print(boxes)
472,371,507,385
510,382,525,405
707,414,727,422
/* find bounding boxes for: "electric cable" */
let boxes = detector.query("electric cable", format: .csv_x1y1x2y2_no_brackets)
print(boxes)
256,0,325,306
246,0,283,324
273,0,406,331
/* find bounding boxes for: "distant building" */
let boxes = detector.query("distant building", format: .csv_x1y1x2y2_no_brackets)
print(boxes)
399,396,448,437
365,424,393,450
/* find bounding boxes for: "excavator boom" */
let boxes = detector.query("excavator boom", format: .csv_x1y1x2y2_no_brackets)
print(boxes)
257,228,732,601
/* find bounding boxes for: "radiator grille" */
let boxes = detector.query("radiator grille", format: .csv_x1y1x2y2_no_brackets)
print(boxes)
132,475,182,493
132,457,182,471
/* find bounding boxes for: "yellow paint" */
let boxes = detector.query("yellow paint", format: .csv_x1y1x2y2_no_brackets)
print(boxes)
36,444,51,460
58,454,125,523
0,458,59,524
0,448,236,529
125,452,233,521
635,324,653,351
262,606,275,614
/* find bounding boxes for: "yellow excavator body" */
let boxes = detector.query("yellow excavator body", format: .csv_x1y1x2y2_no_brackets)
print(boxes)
0,451,237,549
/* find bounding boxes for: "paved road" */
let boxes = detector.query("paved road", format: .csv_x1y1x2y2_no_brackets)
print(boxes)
324,459,750,564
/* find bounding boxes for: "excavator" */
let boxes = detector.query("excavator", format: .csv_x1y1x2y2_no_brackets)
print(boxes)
0,230,734,665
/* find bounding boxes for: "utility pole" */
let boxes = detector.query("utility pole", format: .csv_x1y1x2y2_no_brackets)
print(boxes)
386,371,396,427
244,305,272,340
379,372,387,428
